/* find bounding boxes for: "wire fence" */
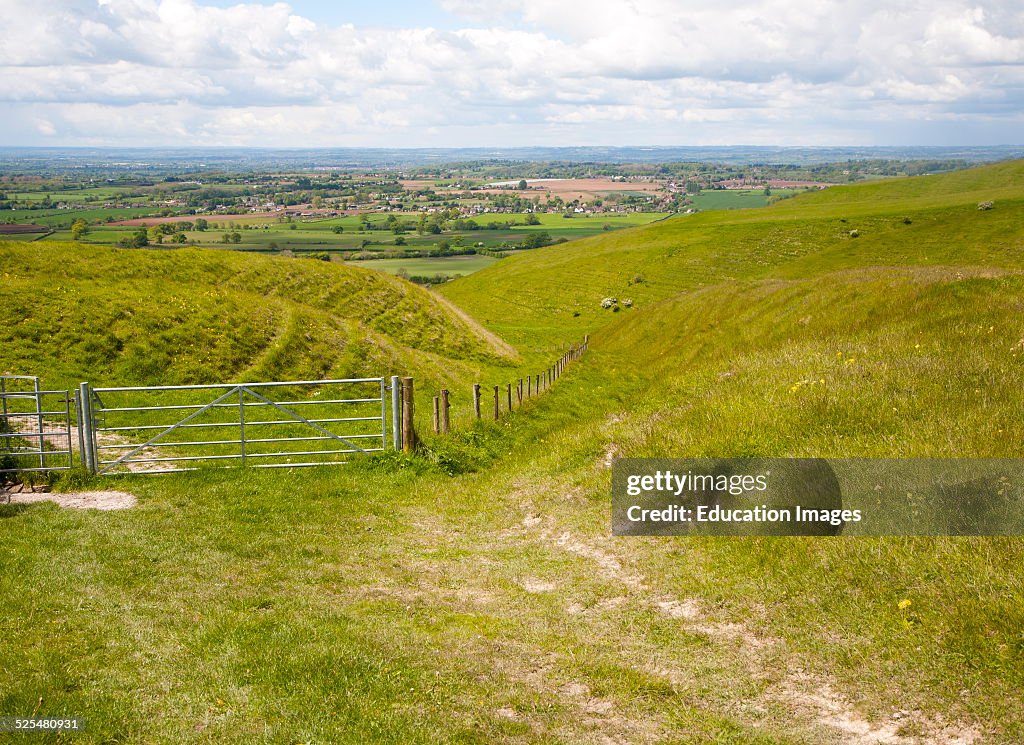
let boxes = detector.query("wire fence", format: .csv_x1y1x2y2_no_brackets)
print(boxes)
1,335,589,476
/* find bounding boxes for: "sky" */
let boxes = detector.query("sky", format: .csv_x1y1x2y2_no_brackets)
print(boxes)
1,0,1022,147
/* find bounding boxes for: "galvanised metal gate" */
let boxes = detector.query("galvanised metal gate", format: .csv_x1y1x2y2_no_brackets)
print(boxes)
79,377,397,475
0,375,75,476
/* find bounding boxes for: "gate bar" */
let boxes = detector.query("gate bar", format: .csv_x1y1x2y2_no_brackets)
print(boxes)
93,377,382,393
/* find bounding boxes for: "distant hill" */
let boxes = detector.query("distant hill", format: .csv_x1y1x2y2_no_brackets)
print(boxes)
0,243,514,390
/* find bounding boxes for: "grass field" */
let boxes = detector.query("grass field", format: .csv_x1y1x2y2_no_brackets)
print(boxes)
346,254,499,277
2,162,1024,743
32,211,674,278
690,188,800,210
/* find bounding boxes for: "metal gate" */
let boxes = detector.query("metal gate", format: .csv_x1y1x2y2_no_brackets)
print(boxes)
0,375,75,476
79,377,394,475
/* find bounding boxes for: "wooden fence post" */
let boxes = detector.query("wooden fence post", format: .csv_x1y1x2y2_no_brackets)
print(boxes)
441,389,450,434
401,377,416,452
517,379,523,404
493,385,500,419
506,383,512,411
473,383,481,419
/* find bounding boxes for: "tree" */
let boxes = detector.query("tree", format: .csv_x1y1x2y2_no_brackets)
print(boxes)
230,232,242,244
117,229,148,248
148,226,164,244
194,218,208,231
518,179,528,190
521,231,552,249
71,218,88,241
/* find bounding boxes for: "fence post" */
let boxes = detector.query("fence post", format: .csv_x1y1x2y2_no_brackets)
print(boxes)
517,379,523,404
78,382,95,474
432,396,440,434
473,383,481,419
401,377,416,452
493,385,499,419
441,389,450,434
506,383,512,412
391,376,402,450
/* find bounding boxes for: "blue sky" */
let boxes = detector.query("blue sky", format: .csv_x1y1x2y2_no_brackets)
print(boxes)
199,0,469,30
1,0,1022,147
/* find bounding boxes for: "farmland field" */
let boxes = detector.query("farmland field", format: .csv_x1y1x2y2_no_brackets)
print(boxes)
42,211,674,277
690,188,801,210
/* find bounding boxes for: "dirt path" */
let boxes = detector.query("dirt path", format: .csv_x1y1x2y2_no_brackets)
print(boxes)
425,285,521,361
4,414,174,473
519,510,981,744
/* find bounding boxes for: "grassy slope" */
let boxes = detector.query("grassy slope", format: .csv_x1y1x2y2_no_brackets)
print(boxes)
0,243,515,393
2,162,1024,743
440,161,1024,351
437,160,1024,739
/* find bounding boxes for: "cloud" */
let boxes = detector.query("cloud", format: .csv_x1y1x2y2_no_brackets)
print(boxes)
0,0,1022,146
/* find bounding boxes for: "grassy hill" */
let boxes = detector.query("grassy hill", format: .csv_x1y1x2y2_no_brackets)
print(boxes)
2,162,1024,743
0,243,516,392
440,159,1024,351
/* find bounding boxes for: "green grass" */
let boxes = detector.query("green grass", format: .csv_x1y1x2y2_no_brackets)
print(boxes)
0,243,514,393
46,212,672,255
2,207,157,227
690,188,799,210
3,161,1024,742
346,254,499,277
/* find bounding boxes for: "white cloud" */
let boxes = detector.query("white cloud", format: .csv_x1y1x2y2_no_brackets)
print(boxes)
0,0,1022,145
